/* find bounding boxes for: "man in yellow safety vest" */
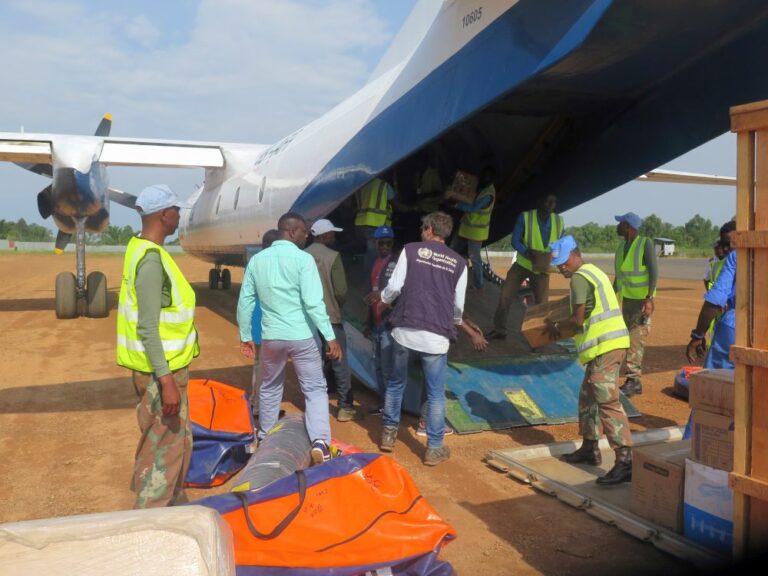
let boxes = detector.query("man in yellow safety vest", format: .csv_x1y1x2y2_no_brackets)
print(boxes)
613,212,657,397
488,193,564,339
545,235,633,486
355,177,394,271
453,166,496,291
116,184,199,508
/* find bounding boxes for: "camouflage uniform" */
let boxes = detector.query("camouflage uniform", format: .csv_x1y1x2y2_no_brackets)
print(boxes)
621,298,650,382
579,348,633,448
131,366,192,508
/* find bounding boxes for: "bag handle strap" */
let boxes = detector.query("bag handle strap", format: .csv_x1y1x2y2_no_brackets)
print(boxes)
235,470,307,540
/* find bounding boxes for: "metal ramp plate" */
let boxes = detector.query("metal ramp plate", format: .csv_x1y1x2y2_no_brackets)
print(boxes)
485,427,729,570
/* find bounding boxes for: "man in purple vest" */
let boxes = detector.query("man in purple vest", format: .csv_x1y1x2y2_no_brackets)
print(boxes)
366,211,467,466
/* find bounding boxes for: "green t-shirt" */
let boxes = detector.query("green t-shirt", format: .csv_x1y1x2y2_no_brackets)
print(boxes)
570,272,596,319
135,250,173,377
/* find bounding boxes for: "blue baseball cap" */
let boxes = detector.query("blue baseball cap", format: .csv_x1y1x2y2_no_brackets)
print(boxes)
549,235,578,266
373,226,394,239
135,184,192,215
614,212,643,230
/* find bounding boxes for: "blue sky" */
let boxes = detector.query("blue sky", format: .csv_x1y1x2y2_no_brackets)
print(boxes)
0,0,736,231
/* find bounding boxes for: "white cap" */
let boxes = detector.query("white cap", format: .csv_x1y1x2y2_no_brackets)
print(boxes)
310,218,343,236
135,184,193,215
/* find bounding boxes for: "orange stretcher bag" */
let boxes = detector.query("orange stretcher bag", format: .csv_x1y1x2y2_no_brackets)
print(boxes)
195,453,456,575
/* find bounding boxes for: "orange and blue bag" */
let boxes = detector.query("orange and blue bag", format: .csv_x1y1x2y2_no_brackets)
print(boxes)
195,453,456,575
185,378,255,488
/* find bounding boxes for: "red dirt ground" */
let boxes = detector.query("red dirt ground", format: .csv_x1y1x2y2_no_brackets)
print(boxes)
0,252,703,575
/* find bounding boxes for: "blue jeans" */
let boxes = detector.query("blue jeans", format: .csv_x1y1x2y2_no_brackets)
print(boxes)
372,326,394,402
314,324,353,409
356,226,378,274
259,338,331,444
452,236,484,289
383,339,447,448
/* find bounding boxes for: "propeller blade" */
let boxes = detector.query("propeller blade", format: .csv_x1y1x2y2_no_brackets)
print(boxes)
37,185,53,219
54,230,72,254
108,187,137,209
95,113,112,137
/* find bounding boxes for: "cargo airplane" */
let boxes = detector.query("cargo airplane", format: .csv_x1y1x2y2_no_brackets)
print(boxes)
0,0,759,318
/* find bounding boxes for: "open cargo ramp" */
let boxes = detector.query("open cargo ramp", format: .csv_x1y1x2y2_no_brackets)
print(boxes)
485,426,729,570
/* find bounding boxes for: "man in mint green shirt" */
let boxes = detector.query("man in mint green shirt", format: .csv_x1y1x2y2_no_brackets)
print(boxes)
237,212,341,465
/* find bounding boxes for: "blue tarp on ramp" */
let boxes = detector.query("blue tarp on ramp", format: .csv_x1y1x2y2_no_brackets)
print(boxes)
346,322,640,434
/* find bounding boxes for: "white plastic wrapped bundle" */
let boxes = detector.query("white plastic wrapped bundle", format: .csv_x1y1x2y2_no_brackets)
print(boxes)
0,505,235,576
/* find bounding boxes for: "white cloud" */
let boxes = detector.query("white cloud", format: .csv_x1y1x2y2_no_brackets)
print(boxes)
0,0,397,226
124,15,161,48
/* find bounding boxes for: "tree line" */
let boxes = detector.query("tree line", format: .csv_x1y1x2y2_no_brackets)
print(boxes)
488,213,728,255
0,220,159,245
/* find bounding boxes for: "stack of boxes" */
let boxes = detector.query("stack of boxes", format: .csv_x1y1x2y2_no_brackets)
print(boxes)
629,368,734,557
684,368,735,555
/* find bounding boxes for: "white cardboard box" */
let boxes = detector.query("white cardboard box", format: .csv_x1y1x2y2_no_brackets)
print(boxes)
683,458,733,556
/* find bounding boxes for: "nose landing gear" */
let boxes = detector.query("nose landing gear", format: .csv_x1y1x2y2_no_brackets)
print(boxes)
208,265,231,290
54,218,108,319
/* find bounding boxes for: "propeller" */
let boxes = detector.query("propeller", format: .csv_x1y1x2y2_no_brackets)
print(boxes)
54,230,72,255
27,115,113,252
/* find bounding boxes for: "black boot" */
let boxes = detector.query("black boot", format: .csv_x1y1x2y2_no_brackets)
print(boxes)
596,447,632,485
560,439,602,465
620,379,643,397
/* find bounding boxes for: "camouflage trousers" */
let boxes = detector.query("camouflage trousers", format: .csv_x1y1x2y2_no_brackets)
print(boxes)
622,298,651,382
131,366,192,509
579,348,633,449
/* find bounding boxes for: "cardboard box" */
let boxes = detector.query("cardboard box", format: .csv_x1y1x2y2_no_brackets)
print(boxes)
529,249,554,273
444,170,478,204
688,368,735,417
521,295,572,349
691,409,734,471
684,459,733,556
630,440,691,533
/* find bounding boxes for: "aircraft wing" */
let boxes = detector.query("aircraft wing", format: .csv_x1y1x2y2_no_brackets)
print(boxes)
0,132,261,171
637,170,736,187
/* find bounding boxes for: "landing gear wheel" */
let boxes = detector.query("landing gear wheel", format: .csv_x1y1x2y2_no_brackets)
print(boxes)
55,272,78,319
209,268,220,290
221,268,231,290
86,271,108,318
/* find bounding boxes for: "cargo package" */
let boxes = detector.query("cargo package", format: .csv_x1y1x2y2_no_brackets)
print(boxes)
521,295,573,349
683,459,733,556
444,170,478,204
630,440,691,533
529,249,554,273
0,506,235,576
688,368,734,417
691,409,734,472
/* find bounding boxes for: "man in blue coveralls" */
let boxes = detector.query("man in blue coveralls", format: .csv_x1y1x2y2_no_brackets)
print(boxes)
683,220,737,437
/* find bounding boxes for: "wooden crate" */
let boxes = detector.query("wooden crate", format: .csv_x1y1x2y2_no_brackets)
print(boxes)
729,100,768,559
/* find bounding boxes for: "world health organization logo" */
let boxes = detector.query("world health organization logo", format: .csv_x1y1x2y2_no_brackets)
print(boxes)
418,247,433,259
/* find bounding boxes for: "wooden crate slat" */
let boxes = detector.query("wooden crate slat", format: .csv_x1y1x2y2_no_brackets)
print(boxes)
731,230,768,248
731,346,768,368
731,472,768,501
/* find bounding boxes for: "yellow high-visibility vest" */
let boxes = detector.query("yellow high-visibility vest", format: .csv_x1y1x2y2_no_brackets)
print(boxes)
354,179,392,227
516,210,564,271
572,263,630,365
458,184,496,241
116,236,199,373
615,236,656,300
707,257,726,291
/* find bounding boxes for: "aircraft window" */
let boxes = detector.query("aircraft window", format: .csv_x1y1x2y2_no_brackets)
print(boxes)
215,194,221,215
234,186,240,210
259,176,266,203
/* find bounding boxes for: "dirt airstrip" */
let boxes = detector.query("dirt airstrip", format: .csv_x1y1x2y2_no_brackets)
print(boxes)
0,252,709,575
